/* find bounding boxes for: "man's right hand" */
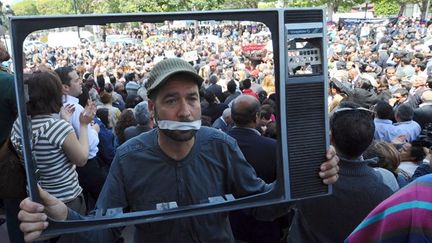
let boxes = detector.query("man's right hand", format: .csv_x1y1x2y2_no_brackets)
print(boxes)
18,186,68,242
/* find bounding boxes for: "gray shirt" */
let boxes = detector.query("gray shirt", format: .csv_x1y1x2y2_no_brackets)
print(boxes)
67,127,282,242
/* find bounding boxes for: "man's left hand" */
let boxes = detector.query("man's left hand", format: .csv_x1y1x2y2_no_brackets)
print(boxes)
319,145,339,185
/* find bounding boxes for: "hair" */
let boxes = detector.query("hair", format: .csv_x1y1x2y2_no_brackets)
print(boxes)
364,141,400,173
231,95,260,126
329,81,342,93
393,88,408,97
401,57,411,65
260,104,274,120
25,70,63,116
109,74,116,85
258,90,268,104
395,103,414,121
54,66,75,86
222,107,231,119
416,63,426,71
115,109,137,145
125,94,143,109
374,101,394,120
330,101,375,158
96,74,105,91
84,78,96,90
400,80,412,92
209,74,218,84
96,108,110,128
227,80,237,93
125,72,135,82
204,90,216,104
410,143,427,163
263,122,277,139
104,82,114,93
99,91,112,104
421,90,432,102
78,85,90,108
0,45,10,62
134,101,151,125
242,78,252,89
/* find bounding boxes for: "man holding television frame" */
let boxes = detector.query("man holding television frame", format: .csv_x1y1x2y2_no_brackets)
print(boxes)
18,58,340,243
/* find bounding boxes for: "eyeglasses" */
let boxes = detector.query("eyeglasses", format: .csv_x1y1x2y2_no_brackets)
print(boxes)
334,107,374,114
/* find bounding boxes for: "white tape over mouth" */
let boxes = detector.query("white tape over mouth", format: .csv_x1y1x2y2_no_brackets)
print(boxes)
157,120,201,130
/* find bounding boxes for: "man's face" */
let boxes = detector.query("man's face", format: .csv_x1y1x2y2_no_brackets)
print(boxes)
65,71,82,97
399,143,413,161
150,76,201,142
392,92,406,103
388,76,400,86
412,76,426,88
386,68,396,78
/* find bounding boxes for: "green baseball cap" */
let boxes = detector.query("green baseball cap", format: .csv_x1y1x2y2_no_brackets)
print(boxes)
146,58,204,96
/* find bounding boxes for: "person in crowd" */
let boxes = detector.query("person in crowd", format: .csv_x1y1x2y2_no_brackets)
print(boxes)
364,141,409,188
390,87,410,111
98,91,121,128
18,58,339,243
261,74,275,95
55,66,102,210
413,90,432,129
294,101,398,243
124,101,153,141
373,101,403,142
94,107,117,167
206,74,224,102
387,76,402,94
328,80,346,113
201,90,228,124
0,44,24,243
125,94,144,109
346,174,432,243
125,72,140,96
409,75,429,107
241,78,259,99
10,71,95,243
105,82,125,112
398,142,427,181
211,107,233,133
228,95,285,243
224,80,241,105
115,108,137,145
393,104,421,142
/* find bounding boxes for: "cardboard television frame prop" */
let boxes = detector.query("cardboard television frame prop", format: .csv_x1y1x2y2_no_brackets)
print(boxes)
10,8,330,238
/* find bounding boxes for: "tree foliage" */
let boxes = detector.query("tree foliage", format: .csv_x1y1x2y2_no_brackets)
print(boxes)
12,0,432,20
12,0,39,16
373,0,401,16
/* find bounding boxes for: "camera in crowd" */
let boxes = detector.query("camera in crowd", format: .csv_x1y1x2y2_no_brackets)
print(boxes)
412,123,432,149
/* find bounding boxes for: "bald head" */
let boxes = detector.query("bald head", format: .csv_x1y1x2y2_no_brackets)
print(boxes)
231,95,260,127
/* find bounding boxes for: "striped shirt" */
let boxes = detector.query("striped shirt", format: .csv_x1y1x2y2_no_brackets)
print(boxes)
11,116,82,203
346,174,432,243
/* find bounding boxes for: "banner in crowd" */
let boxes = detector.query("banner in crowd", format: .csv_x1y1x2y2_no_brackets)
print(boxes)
338,17,399,28
183,50,198,62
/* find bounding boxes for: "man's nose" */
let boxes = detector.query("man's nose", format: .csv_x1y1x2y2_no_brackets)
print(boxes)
177,99,192,118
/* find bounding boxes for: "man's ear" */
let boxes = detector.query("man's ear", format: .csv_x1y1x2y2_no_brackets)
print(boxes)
329,130,335,146
148,99,155,115
62,84,69,94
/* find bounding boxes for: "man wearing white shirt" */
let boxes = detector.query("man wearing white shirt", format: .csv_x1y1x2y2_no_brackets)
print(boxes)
55,66,103,211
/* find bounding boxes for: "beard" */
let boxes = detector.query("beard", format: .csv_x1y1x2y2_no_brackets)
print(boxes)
154,107,198,142
159,129,197,142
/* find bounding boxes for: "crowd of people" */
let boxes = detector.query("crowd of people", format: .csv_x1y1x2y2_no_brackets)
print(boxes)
0,15,431,243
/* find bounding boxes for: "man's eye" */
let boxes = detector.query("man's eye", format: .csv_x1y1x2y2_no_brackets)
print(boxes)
166,99,176,104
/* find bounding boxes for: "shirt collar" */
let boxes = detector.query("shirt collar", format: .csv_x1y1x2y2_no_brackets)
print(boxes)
419,102,432,107
63,94,79,104
232,126,261,136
